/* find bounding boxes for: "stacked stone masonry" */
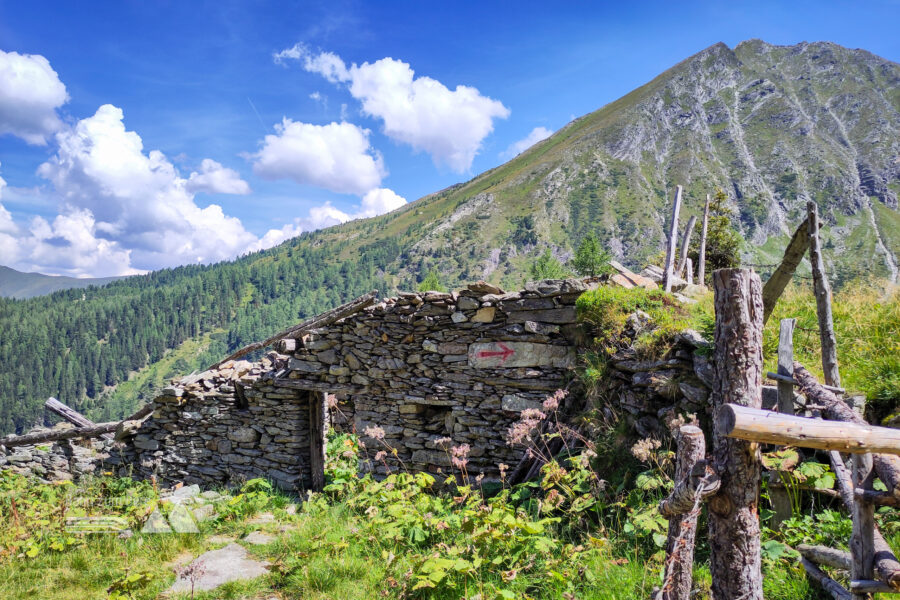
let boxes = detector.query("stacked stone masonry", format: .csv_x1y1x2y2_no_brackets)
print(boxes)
106,352,316,490
3,277,734,489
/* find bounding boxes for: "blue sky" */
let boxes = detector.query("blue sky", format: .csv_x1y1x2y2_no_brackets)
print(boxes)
0,0,898,277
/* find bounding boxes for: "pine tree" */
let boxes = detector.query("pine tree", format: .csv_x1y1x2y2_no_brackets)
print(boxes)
529,249,571,280
572,234,612,277
418,270,446,292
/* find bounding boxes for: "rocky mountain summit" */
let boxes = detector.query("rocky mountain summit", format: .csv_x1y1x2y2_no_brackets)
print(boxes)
361,39,899,288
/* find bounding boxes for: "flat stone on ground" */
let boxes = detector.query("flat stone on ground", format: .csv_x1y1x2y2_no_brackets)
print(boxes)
243,531,275,545
248,512,275,524
168,543,268,593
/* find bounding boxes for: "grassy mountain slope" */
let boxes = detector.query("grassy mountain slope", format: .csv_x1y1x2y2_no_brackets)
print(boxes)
1,39,898,435
0,266,123,299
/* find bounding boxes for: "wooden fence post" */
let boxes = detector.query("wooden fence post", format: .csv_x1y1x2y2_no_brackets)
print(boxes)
698,194,710,285
807,201,840,387
768,318,798,526
664,186,683,293
708,268,764,600
850,453,875,600
658,425,707,600
685,258,694,285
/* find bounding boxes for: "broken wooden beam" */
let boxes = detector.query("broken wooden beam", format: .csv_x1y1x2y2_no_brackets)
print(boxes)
718,404,900,455
0,403,152,448
45,396,114,440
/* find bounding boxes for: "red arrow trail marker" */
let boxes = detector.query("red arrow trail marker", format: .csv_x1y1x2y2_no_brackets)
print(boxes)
476,342,515,363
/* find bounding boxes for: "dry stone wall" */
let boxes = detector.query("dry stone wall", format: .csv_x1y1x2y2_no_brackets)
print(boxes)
278,279,592,479
0,433,111,482
106,352,316,491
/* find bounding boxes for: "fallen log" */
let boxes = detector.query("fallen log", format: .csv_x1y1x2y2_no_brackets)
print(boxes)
766,371,845,395
794,363,900,499
718,404,900,455
761,217,810,324
801,557,852,600
798,544,851,571
208,290,378,369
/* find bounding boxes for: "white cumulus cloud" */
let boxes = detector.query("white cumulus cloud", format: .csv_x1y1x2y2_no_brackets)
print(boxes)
23,104,261,274
251,119,385,195
501,126,553,159
185,159,251,195
0,50,68,145
277,44,510,172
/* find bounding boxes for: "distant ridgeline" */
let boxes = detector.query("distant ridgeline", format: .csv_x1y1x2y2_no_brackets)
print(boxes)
0,266,123,300
0,235,394,436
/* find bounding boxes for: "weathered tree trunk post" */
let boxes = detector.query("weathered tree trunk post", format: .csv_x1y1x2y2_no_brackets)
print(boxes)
698,194,710,286
659,425,707,600
685,258,694,285
676,215,698,278
807,201,840,387
664,186,683,293
708,268,764,600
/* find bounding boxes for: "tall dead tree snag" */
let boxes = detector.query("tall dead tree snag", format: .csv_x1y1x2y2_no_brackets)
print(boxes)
664,185,683,293
709,268,764,600
807,201,840,387
697,194,710,285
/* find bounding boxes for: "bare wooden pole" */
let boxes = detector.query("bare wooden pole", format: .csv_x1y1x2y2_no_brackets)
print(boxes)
761,217,810,324
698,194,710,285
807,201,840,387
676,215,698,278
850,452,875,600
708,268,764,600
664,186,683,293
719,404,900,454
685,258,694,285
657,425,709,600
